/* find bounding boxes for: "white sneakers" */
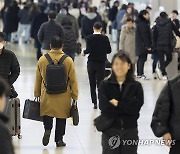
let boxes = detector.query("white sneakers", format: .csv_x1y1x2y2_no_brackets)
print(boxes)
162,75,168,81
137,75,150,80
137,74,168,81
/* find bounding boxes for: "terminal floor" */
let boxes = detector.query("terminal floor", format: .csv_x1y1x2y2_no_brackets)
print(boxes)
5,41,171,154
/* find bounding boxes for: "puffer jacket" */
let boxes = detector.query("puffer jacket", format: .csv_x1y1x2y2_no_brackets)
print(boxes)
38,20,64,50
62,25,77,54
154,18,172,47
151,75,180,140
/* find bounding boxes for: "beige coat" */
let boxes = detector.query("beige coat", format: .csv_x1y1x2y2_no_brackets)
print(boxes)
119,25,136,64
34,50,78,118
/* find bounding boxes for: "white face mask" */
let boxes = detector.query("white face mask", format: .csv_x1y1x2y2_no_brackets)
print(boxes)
0,43,4,50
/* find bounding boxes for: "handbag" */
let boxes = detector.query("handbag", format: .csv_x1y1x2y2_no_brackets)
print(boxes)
22,98,43,122
94,114,115,132
70,100,79,126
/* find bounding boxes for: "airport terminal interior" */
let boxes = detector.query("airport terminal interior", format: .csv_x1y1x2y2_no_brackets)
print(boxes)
0,0,180,154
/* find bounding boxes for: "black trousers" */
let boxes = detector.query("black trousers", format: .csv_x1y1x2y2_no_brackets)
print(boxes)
102,128,138,154
170,140,180,154
137,54,148,76
87,62,105,104
157,49,172,76
43,116,66,143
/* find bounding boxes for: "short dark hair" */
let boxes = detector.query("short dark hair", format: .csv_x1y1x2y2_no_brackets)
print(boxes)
114,1,119,5
48,11,56,19
160,12,168,18
0,78,8,97
172,10,179,15
139,10,149,18
50,36,63,49
93,22,103,29
146,6,152,10
111,52,134,81
0,32,6,41
126,18,134,23
121,4,127,10
88,7,94,13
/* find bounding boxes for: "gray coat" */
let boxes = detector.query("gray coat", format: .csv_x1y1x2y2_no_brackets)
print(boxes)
38,20,64,50
119,25,136,64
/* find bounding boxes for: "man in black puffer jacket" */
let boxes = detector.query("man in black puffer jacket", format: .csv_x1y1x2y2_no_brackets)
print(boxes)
151,75,180,154
153,12,180,80
0,32,20,98
135,10,152,80
38,11,64,55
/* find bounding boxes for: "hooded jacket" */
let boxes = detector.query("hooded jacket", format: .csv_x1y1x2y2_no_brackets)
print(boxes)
81,13,101,38
135,15,152,56
153,17,180,49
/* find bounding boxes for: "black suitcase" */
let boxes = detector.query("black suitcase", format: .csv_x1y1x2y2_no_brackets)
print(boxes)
5,98,22,139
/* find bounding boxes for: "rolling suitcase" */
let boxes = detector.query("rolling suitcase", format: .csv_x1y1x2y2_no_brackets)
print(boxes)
5,98,22,139
166,52,178,79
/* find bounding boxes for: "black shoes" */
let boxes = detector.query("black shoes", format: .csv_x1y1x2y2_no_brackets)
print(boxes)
93,104,98,109
56,139,66,147
42,130,51,146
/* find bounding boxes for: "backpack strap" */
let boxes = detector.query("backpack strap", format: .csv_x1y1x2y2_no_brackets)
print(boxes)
45,54,53,64
58,55,69,64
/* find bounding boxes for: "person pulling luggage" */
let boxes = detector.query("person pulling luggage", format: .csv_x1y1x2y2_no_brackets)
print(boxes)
0,32,20,98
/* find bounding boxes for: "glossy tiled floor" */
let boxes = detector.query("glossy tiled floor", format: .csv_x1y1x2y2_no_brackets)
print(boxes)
5,40,171,154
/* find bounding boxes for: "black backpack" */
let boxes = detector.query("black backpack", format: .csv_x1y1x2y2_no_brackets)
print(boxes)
44,54,68,94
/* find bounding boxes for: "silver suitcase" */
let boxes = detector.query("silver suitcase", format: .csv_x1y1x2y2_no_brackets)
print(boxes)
166,52,178,79
6,98,22,139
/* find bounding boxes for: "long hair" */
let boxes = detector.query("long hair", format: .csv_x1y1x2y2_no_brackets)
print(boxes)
111,52,135,81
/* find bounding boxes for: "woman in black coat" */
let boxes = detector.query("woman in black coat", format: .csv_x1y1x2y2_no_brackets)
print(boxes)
3,1,19,42
135,10,152,79
31,5,48,60
61,17,77,61
98,52,144,154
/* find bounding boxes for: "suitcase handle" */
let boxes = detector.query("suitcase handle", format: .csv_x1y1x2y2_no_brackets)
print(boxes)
34,97,40,102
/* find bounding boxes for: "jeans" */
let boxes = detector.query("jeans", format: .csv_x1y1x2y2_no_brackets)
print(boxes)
137,54,147,76
43,116,66,142
157,49,172,76
102,128,138,154
170,140,180,154
152,51,159,73
16,23,30,42
87,61,105,104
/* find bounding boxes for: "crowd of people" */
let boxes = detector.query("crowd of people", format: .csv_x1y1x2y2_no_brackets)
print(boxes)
0,0,180,154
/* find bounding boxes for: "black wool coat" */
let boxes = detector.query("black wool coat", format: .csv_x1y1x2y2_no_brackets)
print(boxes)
135,16,152,56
